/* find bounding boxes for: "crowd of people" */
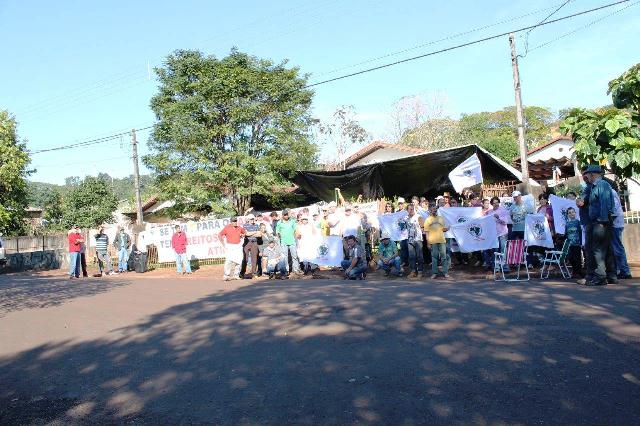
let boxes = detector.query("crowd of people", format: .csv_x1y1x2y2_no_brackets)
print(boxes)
66,164,632,285
215,164,632,285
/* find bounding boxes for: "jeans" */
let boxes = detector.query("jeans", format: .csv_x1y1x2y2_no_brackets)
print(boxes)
242,240,259,276
483,235,507,270
588,223,616,283
377,256,401,274
96,251,112,274
75,252,88,277
611,227,631,275
341,259,367,279
175,252,191,273
266,259,287,277
407,240,424,273
118,247,129,271
68,252,80,277
283,244,300,273
399,240,409,265
223,260,240,279
431,242,449,275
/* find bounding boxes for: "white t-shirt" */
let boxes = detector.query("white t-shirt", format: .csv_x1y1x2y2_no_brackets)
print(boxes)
137,231,149,253
342,214,361,237
328,211,343,236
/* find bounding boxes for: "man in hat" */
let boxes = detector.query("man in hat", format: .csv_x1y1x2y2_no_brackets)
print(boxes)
578,165,616,286
219,217,246,281
240,213,261,279
276,209,300,275
377,232,402,277
508,190,532,240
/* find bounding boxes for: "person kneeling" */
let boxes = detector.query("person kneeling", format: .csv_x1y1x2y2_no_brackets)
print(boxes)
262,239,288,280
377,233,402,277
342,235,367,280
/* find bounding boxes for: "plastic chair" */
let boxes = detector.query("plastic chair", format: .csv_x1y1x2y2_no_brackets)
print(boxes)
494,239,530,282
540,238,571,279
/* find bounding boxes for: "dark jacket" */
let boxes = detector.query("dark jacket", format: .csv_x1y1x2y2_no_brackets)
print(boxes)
588,178,615,224
113,232,131,250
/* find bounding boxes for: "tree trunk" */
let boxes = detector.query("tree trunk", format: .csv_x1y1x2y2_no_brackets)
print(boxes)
231,191,251,216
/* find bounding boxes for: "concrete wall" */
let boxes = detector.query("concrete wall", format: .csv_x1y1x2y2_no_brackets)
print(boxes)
623,222,640,265
2,249,69,273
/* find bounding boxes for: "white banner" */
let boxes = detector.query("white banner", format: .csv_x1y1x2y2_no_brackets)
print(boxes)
448,153,483,193
438,207,483,239
357,201,379,228
499,197,514,224
549,194,579,235
450,214,499,253
525,213,554,248
147,219,234,262
378,210,409,241
310,236,344,267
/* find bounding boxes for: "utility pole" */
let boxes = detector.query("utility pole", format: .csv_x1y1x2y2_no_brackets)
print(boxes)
131,129,143,226
509,33,530,190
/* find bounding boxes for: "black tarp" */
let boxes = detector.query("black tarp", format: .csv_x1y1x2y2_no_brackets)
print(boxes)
293,144,521,201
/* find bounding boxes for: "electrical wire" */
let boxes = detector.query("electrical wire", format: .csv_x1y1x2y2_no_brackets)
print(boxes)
30,125,153,154
521,0,573,58
303,0,632,89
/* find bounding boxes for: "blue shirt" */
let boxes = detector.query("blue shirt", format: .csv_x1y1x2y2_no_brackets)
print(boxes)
509,203,529,232
579,184,592,226
588,178,614,223
565,220,582,246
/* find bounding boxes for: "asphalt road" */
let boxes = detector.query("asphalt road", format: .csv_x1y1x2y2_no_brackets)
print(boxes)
1,268,639,425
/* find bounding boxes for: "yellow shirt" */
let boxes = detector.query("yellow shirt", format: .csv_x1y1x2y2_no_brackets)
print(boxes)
320,218,330,237
423,215,446,244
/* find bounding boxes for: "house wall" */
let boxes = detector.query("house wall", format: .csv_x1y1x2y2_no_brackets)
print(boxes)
528,139,574,162
627,178,640,211
349,148,422,168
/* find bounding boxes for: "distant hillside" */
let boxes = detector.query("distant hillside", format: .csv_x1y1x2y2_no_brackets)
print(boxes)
27,173,155,207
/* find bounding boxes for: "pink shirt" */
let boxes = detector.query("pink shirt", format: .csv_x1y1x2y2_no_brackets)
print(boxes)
485,206,509,237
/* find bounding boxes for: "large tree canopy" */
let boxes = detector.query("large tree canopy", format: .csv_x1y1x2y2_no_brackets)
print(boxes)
144,49,317,214
562,63,640,179
60,177,118,229
0,110,31,236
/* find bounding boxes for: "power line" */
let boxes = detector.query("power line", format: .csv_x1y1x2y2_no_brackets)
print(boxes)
522,0,572,57
30,125,153,154
316,2,572,78
528,0,639,52
304,0,632,89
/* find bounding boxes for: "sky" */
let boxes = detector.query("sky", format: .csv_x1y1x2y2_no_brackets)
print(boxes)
1,0,638,184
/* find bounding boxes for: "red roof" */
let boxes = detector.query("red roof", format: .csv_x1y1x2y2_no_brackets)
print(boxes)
344,141,426,168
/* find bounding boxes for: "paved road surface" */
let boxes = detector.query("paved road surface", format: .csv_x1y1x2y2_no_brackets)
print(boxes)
1,268,639,425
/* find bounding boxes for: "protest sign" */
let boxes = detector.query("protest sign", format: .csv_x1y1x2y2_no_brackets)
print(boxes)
450,214,499,253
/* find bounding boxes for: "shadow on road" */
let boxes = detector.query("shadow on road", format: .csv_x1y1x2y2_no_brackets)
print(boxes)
0,274,133,317
1,279,639,424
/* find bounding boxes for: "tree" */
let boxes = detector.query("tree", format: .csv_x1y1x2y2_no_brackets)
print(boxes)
387,91,449,142
400,118,463,151
0,110,31,236
144,49,317,214
42,189,64,229
561,63,640,179
317,105,369,170
61,177,118,229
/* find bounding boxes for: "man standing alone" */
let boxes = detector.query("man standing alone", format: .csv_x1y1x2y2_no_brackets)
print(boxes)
171,225,191,274
114,227,131,273
68,225,83,279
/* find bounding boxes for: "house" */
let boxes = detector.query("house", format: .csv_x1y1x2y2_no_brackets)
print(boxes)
339,141,427,169
513,136,578,183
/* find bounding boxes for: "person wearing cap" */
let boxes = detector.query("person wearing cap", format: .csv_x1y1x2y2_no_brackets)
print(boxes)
377,233,401,277
219,217,246,281
577,165,616,286
442,193,451,208
508,190,532,240
342,235,367,280
276,209,300,275
171,224,191,274
424,204,450,279
435,195,445,208
67,225,84,279
262,238,288,279
240,214,262,278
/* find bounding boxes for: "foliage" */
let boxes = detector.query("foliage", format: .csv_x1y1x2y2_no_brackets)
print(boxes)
401,118,464,151
42,189,64,229
317,105,369,170
144,49,317,215
61,177,118,229
0,110,31,236
608,63,640,112
560,107,640,178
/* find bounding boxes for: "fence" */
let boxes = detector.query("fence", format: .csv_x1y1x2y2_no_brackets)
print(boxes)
481,181,518,199
2,234,69,254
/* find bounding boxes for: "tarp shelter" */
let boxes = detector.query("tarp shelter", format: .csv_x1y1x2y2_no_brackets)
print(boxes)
293,144,524,200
